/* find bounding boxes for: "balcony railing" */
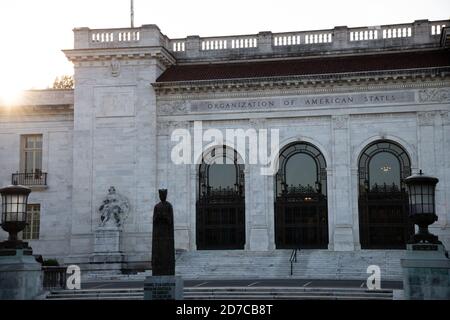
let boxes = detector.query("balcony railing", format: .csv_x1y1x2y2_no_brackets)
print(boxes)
12,172,47,186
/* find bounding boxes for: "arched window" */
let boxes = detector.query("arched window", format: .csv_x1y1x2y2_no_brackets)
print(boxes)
359,141,411,193
358,140,413,249
197,146,245,249
275,142,328,249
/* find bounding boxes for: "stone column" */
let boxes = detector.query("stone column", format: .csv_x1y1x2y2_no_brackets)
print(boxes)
331,115,355,251
247,119,270,251
350,167,362,250
417,112,446,239
169,121,191,251
247,164,271,251
189,165,197,251
266,171,276,251
440,111,450,247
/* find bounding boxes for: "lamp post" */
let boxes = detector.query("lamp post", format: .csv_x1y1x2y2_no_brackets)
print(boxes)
400,170,450,300
404,170,441,245
0,184,43,300
0,185,31,250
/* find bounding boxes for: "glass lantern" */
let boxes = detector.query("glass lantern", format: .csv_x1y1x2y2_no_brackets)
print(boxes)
404,170,441,244
0,185,31,247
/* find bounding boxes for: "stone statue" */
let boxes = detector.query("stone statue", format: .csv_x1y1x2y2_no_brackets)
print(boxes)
152,189,175,276
98,186,130,228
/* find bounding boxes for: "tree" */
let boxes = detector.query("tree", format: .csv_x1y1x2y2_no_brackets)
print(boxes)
52,75,74,89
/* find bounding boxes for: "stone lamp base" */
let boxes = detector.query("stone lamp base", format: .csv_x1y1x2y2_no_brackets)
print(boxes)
401,243,450,300
0,248,43,300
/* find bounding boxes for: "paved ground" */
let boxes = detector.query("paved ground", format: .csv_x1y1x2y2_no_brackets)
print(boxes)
82,279,403,290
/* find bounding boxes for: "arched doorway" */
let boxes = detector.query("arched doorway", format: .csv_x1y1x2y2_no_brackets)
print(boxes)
274,142,328,249
358,140,413,249
196,146,245,250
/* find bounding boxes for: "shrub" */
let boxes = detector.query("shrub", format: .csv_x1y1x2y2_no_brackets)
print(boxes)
42,259,59,266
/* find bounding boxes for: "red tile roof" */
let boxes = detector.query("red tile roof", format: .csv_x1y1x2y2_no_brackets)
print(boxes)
156,50,450,82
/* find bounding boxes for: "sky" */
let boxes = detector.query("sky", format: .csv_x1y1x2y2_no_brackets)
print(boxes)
0,0,448,102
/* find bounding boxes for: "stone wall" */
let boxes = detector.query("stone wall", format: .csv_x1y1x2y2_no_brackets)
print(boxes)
63,25,173,268
0,90,74,260
156,85,450,251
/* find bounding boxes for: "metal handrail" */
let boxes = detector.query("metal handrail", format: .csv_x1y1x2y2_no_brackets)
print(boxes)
289,248,299,276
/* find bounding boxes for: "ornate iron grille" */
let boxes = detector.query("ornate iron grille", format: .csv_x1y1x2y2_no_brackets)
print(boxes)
358,140,414,249
196,146,245,250
274,142,329,249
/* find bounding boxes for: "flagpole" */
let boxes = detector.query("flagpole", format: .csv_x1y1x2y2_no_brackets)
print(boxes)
130,0,135,28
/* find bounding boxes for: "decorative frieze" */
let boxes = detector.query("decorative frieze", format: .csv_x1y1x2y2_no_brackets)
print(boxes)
418,89,450,103
110,59,121,77
169,121,190,130
332,115,349,129
440,111,450,125
159,101,188,115
249,118,266,128
418,111,436,126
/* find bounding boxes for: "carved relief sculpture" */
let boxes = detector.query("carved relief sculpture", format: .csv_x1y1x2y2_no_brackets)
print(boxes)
98,186,130,228
110,58,121,77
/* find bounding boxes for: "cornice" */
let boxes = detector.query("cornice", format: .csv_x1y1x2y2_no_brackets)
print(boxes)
64,46,176,68
153,67,450,99
0,104,74,117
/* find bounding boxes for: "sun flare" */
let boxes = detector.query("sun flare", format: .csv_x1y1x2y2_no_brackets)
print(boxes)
0,80,24,106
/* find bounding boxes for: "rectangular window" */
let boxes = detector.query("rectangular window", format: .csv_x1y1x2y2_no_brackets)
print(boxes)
22,204,40,240
21,135,43,173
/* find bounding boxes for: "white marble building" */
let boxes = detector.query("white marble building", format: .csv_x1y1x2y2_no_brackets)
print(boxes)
0,19,449,276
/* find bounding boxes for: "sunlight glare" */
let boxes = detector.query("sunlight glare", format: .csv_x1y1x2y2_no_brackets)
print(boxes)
0,79,24,106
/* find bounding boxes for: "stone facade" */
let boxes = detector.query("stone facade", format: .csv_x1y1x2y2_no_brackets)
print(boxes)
0,20,449,272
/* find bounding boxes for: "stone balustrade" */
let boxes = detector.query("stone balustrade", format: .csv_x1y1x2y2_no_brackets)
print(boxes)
72,19,449,61
90,29,141,43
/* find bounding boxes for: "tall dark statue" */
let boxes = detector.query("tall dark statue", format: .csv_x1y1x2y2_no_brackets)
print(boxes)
151,189,175,276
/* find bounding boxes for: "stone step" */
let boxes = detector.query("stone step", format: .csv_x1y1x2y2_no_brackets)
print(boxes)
46,295,392,301
172,249,406,281
49,287,392,294
46,287,393,300
184,295,392,300
82,250,406,282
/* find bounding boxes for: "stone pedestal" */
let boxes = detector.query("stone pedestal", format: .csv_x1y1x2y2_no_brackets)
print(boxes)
249,228,270,251
401,244,450,300
0,249,43,300
333,225,355,251
144,276,183,300
90,226,124,272
94,226,121,253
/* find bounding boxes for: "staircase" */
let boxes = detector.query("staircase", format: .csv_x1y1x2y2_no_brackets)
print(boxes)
80,249,406,282
175,250,405,281
45,287,394,300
